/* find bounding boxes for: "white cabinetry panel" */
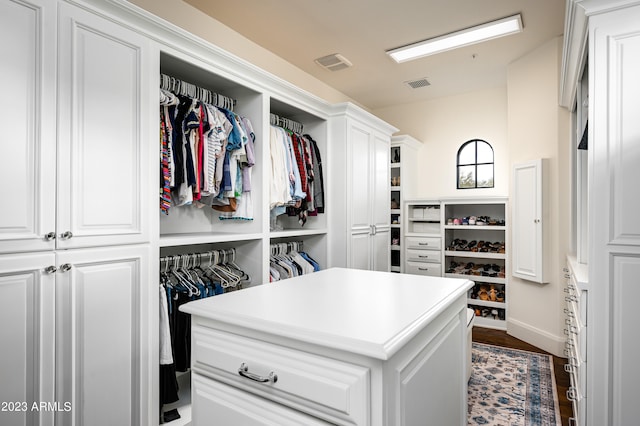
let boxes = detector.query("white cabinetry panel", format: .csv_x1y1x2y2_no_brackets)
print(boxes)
611,254,640,426
610,33,640,245
57,3,152,249
55,245,149,426
372,132,390,229
329,104,396,272
0,253,55,426
349,124,372,230
0,0,55,254
512,159,547,283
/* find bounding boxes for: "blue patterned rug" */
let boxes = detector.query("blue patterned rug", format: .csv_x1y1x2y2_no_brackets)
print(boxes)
468,343,561,426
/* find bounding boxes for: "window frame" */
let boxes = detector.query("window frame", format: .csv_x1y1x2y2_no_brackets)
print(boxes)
456,139,494,189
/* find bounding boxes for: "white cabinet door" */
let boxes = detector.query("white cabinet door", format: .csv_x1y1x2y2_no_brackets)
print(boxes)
0,0,56,254
512,159,547,283
371,131,390,271
55,245,150,426
347,120,391,271
371,131,390,230
371,229,390,272
0,252,56,426
57,3,153,249
348,121,373,231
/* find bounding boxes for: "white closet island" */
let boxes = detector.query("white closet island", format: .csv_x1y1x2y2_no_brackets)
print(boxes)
181,268,473,426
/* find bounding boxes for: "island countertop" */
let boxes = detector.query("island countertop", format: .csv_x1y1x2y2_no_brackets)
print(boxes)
180,267,473,360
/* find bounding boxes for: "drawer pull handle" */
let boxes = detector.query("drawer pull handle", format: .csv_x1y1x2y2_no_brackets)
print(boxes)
418,242,429,246
238,363,278,384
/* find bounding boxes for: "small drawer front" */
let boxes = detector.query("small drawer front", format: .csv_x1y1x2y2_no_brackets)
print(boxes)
406,248,440,264
192,373,334,426
191,326,369,425
406,236,441,251
406,261,442,277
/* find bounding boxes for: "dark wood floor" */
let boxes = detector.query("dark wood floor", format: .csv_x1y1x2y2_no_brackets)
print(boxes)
472,327,572,426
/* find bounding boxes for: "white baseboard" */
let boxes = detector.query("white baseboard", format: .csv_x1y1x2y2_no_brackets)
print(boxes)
506,318,566,358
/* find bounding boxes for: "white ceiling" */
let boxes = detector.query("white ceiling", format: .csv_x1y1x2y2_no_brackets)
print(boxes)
184,0,566,110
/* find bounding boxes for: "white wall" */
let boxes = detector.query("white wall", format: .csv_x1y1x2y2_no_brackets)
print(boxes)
506,37,570,357
373,88,509,199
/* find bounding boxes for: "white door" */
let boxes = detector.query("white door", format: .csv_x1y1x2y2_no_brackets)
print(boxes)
57,3,153,249
371,131,390,272
55,245,150,426
348,120,373,268
0,0,56,254
512,159,546,283
0,252,56,426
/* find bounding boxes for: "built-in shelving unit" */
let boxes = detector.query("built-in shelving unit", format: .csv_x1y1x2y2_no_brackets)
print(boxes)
403,200,442,277
389,136,421,273
442,198,509,330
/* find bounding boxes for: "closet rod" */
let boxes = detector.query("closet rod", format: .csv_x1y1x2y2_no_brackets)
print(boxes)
160,73,236,111
270,241,304,256
270,113,304,134
160,248,237,269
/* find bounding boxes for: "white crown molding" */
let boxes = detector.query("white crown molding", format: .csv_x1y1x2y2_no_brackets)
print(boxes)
64,0,333,119
560,0,640,108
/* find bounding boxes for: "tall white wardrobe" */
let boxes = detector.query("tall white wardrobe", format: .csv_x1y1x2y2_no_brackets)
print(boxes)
561,0,640,425
0,0,396,425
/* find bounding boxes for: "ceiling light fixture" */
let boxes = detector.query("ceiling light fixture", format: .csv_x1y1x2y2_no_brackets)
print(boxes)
386,14,523,63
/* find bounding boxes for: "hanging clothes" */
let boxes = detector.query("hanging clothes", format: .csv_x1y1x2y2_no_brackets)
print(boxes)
158,78,255,220
159,250,251,417
269,123,325,228
269,242,321,282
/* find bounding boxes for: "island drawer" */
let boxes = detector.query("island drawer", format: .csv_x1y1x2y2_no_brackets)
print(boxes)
191,325,369,425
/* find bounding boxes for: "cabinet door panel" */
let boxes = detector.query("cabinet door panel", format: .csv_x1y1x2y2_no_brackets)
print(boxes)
371,131,390,228
512,160,546,282
0,0,55,254
372,228,390,272
0,252,55,426
55,245,149,426
348,122,371,230
57,3,151,249
350,231,371,270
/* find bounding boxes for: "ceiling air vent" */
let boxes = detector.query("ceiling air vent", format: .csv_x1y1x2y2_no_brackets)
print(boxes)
405,77,431,89
314,53,353,71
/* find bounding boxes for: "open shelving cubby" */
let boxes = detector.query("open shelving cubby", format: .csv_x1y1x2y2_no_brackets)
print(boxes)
441,198,509,330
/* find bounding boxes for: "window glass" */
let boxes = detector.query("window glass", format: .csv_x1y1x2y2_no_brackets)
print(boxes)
476,164,494,188
458,165,476,189
458,143,476,165
477,141,493,164
456,139,494,189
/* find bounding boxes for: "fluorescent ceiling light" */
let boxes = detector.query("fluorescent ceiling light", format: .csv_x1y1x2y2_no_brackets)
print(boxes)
387,14,523,63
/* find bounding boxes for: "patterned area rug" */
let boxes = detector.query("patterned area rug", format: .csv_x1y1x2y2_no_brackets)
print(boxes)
468,343,561,426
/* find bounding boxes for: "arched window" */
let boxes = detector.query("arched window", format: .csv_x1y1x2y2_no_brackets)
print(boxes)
457,139,494,189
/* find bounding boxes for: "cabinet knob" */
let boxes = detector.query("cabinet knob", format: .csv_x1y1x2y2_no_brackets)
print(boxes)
44,232,56,241
59,263,72,272
238,363,277,384
44,265,57,274
534,219,541,223
60,231,73,240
